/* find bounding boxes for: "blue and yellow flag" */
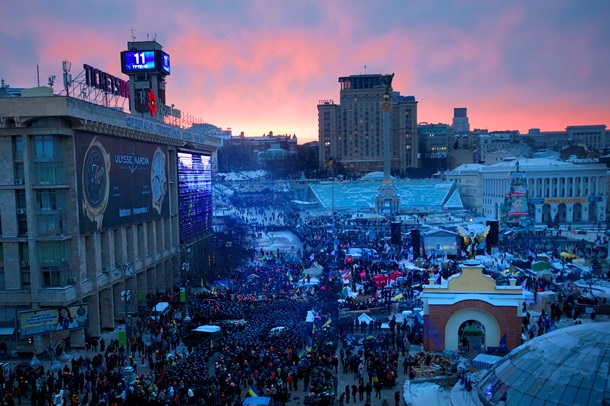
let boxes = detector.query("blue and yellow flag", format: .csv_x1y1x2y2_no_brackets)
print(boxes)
287,270,293,282
305,334,312,352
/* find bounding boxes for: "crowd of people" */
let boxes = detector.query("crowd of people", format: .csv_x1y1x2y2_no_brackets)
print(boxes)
3,183,608,406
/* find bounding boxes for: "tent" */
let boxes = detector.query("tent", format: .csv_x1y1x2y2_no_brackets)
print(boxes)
537,269,554,280
522,288,535,305
372,274,389,288
357,313,374,325
243,397,271,406
192,325,221,335
303,263,324,276
270,327,287,334
341,287,358,299
472,353,502,370
560,252,579,259
461,324,483,338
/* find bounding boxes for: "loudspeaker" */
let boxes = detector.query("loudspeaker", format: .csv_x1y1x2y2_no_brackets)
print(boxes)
391,222,401,245
486,220,499,250
411,229,421,259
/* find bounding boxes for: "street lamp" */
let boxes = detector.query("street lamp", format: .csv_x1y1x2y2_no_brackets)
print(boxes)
115,262,133,355
181,246,192,322
226,241,232,287
30,339,69,373
121,288,131,355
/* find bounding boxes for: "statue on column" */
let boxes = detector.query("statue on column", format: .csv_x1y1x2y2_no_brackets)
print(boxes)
457,225,490,259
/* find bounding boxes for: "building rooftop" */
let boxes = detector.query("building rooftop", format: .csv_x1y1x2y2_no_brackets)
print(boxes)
479,321,610,405
309,180,460,211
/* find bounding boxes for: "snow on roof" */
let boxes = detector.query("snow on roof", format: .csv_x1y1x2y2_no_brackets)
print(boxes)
309,180,459,210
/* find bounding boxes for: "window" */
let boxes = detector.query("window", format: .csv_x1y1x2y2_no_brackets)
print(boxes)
0,244,4,289
16,190,27,237
35,136,57,160
20,242,30,288
33,136,66,184
38,241,70,287
14,137,23,158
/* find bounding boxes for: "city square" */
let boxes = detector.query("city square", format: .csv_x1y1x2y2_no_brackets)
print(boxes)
1,2,610,405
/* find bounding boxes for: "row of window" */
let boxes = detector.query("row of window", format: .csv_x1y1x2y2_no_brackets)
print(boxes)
0,240,68,288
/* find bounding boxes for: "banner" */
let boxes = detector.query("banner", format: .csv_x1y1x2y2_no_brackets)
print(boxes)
19,304,89,337
75,132,170,233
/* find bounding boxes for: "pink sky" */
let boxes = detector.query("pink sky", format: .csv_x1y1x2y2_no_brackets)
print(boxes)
1,1,608,143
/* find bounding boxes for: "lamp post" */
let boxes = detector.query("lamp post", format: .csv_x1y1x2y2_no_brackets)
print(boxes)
181,246,192,322
121,288,131,355
115,262,133,355
226,241,232,288
30,338,70,374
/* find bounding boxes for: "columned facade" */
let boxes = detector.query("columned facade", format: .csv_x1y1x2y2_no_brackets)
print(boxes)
482,158,607,225
0,94,220,347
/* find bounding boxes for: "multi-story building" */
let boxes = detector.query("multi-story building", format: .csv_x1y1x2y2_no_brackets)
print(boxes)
0,91,220,347
478,131,521,163
318,74,418,177
452,107,470,133
482,158,607,225
523,125,609,153
418,123,452,159
567,125,608,151
445,164,484,215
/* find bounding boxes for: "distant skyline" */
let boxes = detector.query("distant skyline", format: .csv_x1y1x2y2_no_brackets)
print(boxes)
1,0,609,143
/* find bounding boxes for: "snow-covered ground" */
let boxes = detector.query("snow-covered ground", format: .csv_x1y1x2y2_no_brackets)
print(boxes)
254,230,303,255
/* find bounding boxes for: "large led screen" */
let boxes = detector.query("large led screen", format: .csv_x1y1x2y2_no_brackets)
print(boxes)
178,151,212,241
75,132,170,233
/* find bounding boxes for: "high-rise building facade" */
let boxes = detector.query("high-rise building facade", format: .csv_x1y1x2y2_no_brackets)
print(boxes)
318,74,418,177
0,92,220,348
0,41,222,350
452,107,470,133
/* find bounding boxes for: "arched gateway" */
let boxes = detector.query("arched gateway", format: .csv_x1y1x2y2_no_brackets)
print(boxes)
421,260,524,352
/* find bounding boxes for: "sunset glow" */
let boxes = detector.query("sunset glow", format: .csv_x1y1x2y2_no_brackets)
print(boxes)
1,1,608,142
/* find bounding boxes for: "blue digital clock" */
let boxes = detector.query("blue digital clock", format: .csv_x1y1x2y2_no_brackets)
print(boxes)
121,50,171,75
122,51,156,72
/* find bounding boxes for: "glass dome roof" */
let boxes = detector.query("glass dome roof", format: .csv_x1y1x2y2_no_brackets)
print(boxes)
479,321,610,405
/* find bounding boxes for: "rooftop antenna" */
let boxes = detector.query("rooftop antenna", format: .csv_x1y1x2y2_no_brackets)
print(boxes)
130,29,136,41
62,60,72,97
153,33,157,41
147,33,149,40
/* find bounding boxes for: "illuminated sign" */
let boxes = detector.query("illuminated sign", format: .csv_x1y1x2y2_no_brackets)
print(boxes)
178,152,213,241
121,50,171,75
84,64,130,98
161,51,170,74
19,304,89,337
123,50,156,71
